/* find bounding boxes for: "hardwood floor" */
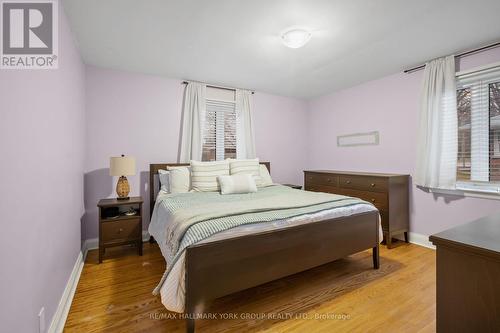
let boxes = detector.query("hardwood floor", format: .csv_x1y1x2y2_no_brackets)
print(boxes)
65,242,436,332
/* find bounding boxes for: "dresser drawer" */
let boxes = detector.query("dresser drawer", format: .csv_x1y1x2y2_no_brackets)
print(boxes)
335,188,388,210
305,173,338,187
339,175,388,193
101,218,141,243
305,184,338,194
306,185,388,210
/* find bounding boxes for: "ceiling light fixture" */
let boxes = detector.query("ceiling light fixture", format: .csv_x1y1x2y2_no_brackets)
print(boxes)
281,28,311,49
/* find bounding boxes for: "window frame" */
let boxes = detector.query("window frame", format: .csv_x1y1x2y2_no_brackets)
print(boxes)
453,61,500,197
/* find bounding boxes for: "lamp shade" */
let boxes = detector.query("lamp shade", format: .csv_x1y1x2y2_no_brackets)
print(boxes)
109,156,136,176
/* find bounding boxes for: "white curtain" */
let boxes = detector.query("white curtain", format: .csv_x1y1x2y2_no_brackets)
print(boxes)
179,82,206,162
415,55,457,189
235,89,256,159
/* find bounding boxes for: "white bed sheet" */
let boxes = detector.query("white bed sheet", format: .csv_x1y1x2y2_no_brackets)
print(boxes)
149,191,382,313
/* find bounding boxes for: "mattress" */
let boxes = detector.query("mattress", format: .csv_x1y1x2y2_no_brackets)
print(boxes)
149,190,381,313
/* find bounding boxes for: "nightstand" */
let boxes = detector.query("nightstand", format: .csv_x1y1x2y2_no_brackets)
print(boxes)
97,196,143,263
282,184,302,190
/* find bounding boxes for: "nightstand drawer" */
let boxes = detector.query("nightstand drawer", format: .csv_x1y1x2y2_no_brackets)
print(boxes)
101,218,141,243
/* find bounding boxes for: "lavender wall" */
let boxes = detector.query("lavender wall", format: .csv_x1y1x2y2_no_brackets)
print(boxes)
83,66,308,240
0,2,85,332
307,48,500,236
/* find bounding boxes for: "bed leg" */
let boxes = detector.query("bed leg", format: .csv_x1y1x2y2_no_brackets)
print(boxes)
186,317,195,333
372,245,380,269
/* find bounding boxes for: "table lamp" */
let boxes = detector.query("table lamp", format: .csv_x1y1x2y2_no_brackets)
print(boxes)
110,155,136,200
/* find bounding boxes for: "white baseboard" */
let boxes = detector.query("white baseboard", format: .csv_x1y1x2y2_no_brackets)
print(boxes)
409,232,435,249
49,230,150,332
48,250,84,333
394,232,435,250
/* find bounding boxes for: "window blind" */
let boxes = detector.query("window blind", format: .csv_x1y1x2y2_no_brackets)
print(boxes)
202,99,236,161
456,65,500,190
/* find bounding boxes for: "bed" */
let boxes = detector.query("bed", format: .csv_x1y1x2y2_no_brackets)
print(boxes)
148,162,381,333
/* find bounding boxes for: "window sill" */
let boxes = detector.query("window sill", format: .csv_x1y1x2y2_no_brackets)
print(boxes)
428,186,500,201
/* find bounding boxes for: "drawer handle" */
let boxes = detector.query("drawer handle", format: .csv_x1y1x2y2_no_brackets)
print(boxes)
370,183,375,187
371,199,376,203
118,228,123,233
327,178,331,182
346,180,351,184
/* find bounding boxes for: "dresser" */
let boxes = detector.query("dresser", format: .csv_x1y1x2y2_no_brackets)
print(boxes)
304,170,409,248
430,215,500,332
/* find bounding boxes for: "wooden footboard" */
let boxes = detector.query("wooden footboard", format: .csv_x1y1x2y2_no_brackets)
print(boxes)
184,210,380,332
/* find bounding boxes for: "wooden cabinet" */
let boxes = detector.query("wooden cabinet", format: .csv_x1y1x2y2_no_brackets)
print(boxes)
98,197,143,263
430,214,500,332
304,170,409,248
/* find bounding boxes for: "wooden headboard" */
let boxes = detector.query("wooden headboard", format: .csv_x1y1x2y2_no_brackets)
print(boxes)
149,162,270,218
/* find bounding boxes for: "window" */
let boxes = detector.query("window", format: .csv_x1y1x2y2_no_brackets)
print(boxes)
202,87,237,161
456,66,500,192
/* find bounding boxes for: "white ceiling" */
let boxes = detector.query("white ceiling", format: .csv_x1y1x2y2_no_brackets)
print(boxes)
63,0,500,99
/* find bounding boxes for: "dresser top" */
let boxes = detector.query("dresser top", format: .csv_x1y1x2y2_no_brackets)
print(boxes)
430,213,500,257
304,170,409,178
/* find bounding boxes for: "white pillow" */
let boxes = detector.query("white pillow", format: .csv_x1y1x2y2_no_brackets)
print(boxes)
190,160,230,192
158,169,170,192
218,174,258,195
258,164,273,187
229,158,261,183
166,166,191,193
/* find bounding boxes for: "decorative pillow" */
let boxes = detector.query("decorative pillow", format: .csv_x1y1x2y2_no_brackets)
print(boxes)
258,164,273,187
158,169,170,192
166,166,191,193
218,174,258,195
229,158,261,183
229,158,260,176
190,160,230,192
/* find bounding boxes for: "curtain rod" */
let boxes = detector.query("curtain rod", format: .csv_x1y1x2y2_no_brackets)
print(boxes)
182,81,255,94
404,41,500,74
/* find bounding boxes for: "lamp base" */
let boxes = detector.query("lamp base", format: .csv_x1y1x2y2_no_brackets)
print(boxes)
116,175,130,200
